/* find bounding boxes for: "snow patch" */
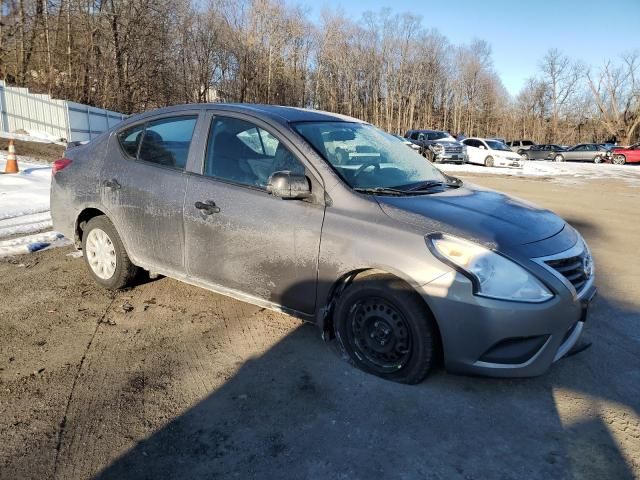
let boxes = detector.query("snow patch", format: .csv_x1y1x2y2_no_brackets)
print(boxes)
0,129,67,145
437,160,640,186
0,152,70,257
0,231,71,258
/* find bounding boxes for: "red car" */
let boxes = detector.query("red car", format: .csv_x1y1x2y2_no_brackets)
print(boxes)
611,143,640,164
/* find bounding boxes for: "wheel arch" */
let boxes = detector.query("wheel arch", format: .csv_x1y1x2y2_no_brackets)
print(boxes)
317,268,444,362
75,207,110,247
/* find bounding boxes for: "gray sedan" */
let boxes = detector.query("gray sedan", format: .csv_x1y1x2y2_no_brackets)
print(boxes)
521,144,566,161
553,143,611,163
51,104,596,384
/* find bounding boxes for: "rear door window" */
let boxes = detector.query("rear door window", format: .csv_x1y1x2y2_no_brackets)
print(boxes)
139,116,197,169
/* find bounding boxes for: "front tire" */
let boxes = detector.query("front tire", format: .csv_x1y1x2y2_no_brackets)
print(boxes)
593,156,603,164
555,154,565,162
334,273,438,384
613,155,626,165
484,156,494,167
82,215,139,289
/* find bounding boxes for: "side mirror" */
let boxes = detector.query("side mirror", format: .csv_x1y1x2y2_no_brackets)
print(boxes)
267,171,312,199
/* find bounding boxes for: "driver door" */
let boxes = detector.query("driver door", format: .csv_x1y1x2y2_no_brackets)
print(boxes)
183,113,325,315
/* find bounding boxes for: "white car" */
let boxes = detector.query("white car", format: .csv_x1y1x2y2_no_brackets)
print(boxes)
462,138,523,168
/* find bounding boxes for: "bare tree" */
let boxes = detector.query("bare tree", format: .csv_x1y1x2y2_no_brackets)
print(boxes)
540,48,583,140
587,52,640,144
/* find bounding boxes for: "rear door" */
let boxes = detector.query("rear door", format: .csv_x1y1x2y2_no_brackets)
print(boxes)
183,112,326,314
462,139,482,165
102,113,200,272
565,145,585,161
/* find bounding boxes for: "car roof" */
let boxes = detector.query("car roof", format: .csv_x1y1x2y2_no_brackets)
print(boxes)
117,103,365,129
407,129,447,134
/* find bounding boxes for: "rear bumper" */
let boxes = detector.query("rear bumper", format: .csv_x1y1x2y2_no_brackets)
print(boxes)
419,271,595,378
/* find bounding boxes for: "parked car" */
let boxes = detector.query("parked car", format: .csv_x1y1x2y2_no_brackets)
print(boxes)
392,133,421,152
51,104,596,384
404,129,466,164
507,140,536,154
610,143,640,165
462,137,523,167
521,144,567,161
488,137,507,144
553,143,612,163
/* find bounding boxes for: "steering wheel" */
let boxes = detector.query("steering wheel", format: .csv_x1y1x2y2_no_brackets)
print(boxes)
354,160,381,178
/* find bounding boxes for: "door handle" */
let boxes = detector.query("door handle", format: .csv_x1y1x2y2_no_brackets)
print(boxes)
195,200,220,214
103,179,121,190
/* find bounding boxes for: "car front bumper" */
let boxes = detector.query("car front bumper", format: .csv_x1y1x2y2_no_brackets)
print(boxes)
495,157,523,168
419,270,595,377
437,154,467,163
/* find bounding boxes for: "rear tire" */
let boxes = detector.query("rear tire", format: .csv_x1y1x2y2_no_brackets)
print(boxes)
613,155,626,165
521,152,529,161
334,273,438,384
82,215,139,289
484,156,494,167
554,154,565,162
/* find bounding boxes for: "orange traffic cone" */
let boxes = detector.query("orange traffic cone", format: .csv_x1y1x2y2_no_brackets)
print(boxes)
4,139,19,174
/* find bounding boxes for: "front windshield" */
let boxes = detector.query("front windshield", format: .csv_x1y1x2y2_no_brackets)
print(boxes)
431,132,450,140
292,121,447,189
485,140,511,151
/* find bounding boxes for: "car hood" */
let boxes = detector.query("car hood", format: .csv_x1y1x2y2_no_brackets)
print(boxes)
377,183,568,253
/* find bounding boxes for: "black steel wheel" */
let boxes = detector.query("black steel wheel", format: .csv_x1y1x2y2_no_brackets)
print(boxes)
347,297,412,373
334,273,439,384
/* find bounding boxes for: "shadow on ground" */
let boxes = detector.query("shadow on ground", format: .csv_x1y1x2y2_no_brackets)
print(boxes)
93,290,638,480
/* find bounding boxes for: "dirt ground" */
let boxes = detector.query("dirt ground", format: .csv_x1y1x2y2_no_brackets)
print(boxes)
0,174,638,480
0,139,65,163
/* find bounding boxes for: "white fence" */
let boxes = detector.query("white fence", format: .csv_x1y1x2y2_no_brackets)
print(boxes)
0,80,127,142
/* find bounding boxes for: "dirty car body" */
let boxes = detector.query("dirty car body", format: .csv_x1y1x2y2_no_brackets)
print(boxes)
51,104,596,381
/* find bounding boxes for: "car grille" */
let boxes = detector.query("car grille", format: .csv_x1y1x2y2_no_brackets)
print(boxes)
545,250,592,293
442,144,463,154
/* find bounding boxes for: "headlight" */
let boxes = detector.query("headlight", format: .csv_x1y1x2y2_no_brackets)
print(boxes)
426,234,553,303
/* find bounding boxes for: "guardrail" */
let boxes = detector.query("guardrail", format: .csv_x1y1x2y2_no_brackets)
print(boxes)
0,80,127,142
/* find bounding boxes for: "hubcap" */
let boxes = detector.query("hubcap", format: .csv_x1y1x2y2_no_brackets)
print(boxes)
86,228,117,280
348,298,412,373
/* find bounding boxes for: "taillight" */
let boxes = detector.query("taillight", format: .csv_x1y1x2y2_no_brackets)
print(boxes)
52,158,72,175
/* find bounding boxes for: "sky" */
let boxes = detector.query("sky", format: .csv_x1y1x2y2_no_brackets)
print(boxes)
306,0,640,97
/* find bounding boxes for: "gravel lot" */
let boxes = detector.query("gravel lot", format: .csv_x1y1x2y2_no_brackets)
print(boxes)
1,173,638,480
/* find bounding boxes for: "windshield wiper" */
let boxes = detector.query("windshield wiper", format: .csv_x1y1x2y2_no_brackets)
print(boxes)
354,187,408,196
394,180,462,192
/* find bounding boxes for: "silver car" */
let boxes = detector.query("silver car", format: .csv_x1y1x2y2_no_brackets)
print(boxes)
553,143,611,163
51,104,596,384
